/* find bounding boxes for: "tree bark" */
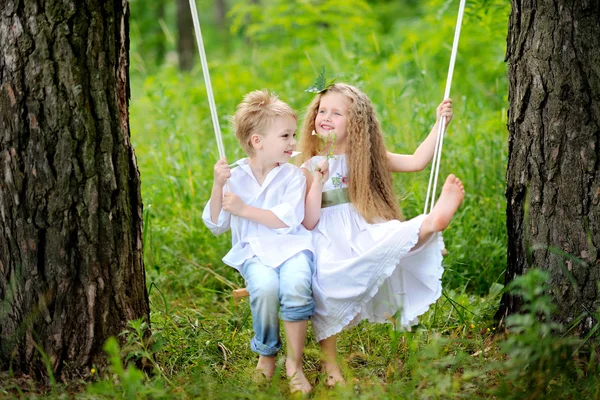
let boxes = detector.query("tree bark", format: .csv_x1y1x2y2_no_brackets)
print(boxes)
177,0,194,71
0,0,149,380
498,0,600,332
214,0,227,31
155,0,167,66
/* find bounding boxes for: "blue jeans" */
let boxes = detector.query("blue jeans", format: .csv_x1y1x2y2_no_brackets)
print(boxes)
239,250,315,356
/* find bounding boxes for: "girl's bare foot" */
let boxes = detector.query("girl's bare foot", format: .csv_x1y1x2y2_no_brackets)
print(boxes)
254,355,276,382
285,359,312,393
322,361,345,387
426,174,465,233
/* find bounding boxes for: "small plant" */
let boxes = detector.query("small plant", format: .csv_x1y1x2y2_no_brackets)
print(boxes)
119,318,169,381
312,129,337,160
494,269,586,399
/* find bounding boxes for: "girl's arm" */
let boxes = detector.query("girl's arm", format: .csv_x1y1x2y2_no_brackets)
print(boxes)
302,160,328,230
387,98,453,172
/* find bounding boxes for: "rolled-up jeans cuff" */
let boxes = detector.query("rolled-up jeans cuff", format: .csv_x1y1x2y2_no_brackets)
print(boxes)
250,337,281,356
280,302,315,322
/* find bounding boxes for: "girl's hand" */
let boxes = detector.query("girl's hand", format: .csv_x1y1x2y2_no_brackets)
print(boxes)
436,98,453,127
214,157,231,188
314,159,330,184
222,192,246,216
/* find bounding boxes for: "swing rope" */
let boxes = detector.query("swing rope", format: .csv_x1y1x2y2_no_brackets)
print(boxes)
187,0,465,299
190,0,465,216
189,0,241,242
189,0,226,159
423,0,467,214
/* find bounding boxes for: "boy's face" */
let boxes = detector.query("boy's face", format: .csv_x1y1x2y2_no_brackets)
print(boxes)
315,92,349,143
252,115,297,165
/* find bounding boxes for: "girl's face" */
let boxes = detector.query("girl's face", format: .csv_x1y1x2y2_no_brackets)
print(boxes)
315,92,350,144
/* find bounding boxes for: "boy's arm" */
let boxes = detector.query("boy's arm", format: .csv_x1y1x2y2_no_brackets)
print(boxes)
387,99,453,172
209,183,225,224
238,205,288,229
223,192,288,229
268,169,308,232
203,194,231,235
223,169,307,232
202,158,232,235
210,157,231,223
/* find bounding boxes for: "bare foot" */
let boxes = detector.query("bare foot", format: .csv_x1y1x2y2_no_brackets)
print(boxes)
322,361,345,387
254,355,276,382
427,174,464,233
285,359,312,394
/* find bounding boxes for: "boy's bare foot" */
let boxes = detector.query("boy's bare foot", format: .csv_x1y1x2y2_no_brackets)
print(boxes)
322,361,345,387
285,358,312,393
254,355,276,382
427,174,464,233
286,358,312,394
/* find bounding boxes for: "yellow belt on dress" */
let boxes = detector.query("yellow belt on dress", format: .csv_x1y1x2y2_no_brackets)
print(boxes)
321,188,350,208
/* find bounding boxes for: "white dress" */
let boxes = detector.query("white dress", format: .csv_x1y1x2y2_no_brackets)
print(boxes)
303,155,444,341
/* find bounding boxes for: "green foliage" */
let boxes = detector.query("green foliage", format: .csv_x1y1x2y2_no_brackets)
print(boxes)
493,270,600,399
229,0,378,48
3,1,598,399
131,0,511,297
130,0,174,72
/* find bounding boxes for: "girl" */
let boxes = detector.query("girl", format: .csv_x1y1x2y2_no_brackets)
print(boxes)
203,90,314,393
299,83,465,385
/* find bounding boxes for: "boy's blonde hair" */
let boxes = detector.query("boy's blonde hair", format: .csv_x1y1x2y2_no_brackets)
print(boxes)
299,83,403,223
233,90,297,156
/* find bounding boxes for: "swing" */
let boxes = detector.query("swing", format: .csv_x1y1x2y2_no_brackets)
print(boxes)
189,0,467,300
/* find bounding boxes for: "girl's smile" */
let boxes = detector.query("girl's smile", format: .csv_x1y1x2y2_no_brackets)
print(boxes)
320,122,335,131
315,92,349,135
315,92,351,152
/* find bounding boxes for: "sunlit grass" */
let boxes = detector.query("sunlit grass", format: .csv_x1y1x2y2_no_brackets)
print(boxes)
5,1,598,399
126,1,513,397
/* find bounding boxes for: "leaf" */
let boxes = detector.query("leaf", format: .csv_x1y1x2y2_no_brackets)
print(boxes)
305,65,327,93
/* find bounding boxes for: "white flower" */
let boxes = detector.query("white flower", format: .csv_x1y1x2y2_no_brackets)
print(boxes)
311,130,317,136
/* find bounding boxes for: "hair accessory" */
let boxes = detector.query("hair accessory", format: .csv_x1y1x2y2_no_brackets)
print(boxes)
305,65,337,94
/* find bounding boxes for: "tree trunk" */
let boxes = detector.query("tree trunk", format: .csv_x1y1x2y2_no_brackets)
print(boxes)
214,0,227,31
0,0,149,380
155,0,167,66
177,0,195,71
498,0,600,332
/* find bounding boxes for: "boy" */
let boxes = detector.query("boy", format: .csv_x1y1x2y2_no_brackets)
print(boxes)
202,90,314,393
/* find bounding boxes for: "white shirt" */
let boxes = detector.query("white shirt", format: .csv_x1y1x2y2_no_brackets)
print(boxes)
202,158,314,270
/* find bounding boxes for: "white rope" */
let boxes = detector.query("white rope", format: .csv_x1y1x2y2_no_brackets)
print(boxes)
189,0,226,159
189,0,240,241
424,0,467,214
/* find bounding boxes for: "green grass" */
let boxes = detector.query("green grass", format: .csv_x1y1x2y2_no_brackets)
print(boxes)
2,1,598,398
119,1,597,398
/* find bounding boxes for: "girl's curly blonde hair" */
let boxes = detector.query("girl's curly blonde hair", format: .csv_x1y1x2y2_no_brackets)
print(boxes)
299,83,403,223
